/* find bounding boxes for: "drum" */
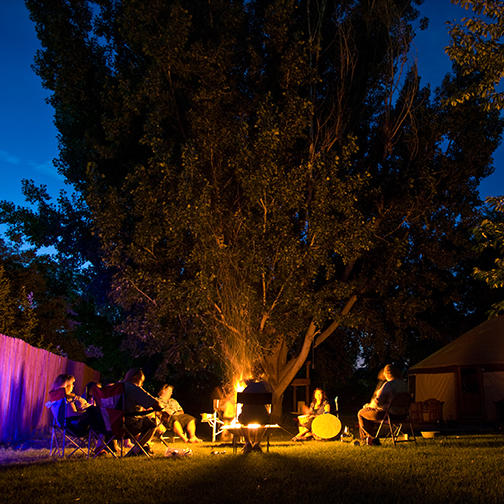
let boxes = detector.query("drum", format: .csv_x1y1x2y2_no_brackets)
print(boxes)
311,414,342,439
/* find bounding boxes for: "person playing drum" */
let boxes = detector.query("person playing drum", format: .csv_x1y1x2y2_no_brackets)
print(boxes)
292,388,330,441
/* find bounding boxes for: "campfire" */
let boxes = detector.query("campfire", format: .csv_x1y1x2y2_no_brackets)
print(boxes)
203,370,253,441
230,373,249,423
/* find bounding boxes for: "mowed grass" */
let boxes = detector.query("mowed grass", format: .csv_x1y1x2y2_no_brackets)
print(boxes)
1,435,504,504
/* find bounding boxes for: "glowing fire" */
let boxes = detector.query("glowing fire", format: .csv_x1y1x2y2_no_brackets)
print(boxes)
232,371,250,420
233,373,248,394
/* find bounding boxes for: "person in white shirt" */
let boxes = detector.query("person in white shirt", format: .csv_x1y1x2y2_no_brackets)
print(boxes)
157,384,202,443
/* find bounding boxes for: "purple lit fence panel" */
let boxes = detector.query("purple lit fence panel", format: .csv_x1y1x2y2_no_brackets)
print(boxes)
0,334,100,443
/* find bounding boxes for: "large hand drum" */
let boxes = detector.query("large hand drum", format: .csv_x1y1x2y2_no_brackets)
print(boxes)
311,414,342,439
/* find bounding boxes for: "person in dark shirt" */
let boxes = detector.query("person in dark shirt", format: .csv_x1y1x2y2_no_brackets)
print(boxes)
238,378,271,453
122,368,163,454
357,364,408,445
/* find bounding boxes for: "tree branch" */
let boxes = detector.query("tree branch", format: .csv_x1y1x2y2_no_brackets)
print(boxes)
128,280,157,306
314,294,358,348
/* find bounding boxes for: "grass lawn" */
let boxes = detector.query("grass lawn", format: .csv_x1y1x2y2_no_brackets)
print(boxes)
1,434,503,504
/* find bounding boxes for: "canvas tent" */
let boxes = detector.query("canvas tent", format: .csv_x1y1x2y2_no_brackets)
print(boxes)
409,317,504,422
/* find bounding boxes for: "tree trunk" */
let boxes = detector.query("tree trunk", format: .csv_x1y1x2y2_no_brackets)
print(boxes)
263,294,358,421
271,389,284,424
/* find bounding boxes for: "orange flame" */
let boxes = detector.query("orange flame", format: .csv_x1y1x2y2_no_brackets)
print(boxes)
233,373,248,393
230,370,252,422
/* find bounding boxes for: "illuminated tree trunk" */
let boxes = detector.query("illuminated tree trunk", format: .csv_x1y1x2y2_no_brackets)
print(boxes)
263,295,358,421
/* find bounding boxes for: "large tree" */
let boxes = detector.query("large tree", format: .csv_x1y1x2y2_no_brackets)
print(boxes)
23,0,502,416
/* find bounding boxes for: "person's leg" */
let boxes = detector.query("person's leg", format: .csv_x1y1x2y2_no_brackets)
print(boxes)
358,407,383,442
240,427,252,453
156,422,167,437
292,416,311,440
297,426,310,437
171,420,189,442
357,409,367,440
137,425,157,448
251,426,266,450
128,418,158,454
186,419,202,442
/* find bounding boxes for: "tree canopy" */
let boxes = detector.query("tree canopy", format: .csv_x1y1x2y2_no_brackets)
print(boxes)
17,0,503,414
446,0,504,318
447,0,504,110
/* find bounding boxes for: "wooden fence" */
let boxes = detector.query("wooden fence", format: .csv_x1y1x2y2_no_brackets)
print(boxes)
0,333,99,443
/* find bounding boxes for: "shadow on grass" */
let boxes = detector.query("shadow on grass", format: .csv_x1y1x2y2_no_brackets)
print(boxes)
171,444,501,504
1,441,503,504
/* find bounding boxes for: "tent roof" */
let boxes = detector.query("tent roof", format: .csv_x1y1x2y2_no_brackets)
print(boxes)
410,316,504,371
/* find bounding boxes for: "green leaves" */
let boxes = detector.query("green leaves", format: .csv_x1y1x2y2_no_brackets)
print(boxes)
447,0,504,110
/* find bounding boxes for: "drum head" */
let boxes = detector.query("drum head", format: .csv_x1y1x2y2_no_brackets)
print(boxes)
311,414,342,439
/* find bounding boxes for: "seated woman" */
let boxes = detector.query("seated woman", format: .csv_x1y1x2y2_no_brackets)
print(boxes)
157,384,202,443
292,388,330,441
49,374,101,436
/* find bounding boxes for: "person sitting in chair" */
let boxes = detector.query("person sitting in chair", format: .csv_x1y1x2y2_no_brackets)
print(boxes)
238,376,271,454
291,388,330,441
357,364,408,446
49,374,103,435
157,384,202,443
123,368,163,454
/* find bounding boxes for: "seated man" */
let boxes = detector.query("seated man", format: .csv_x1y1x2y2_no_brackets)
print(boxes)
238,377,271,454
123,368,163,454
357,364,408,445
157,384,202,443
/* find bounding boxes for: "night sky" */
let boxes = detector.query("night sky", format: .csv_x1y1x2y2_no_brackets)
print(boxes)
0,0,502,216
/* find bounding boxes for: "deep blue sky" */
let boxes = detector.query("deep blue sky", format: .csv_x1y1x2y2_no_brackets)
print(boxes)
0,0,502,211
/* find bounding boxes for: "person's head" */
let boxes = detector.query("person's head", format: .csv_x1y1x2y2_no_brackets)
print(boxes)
124,368,145,386
312,388,326,403
85,381,100,399
158,384,174,401
383,364,401,381
52,374,75,393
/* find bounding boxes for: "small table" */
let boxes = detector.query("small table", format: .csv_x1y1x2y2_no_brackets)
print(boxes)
221,423,281,453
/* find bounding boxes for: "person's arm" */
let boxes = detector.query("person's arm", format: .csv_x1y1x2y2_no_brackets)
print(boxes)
301,403,311,415
64,392,90,413
152,399,163,412
323,401,330,413
129,384,164,412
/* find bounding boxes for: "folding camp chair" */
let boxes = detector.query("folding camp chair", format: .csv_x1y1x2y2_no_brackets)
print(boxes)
158,422,181,446
375,392,416,445
46,395,91,458
232,391,279,453
91,383,156,457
